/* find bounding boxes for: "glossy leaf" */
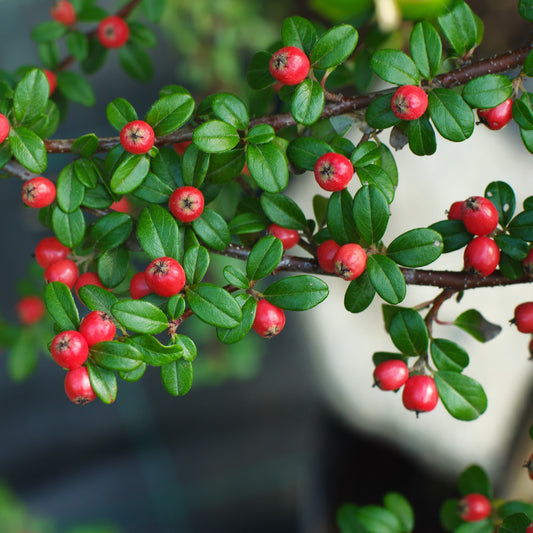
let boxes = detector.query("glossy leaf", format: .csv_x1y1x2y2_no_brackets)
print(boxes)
437,0,479,56
212,93,249,130
56,164,85,213
71,133,99,158
370,50,420,85
106,98,138,131
246,235,284,280
110,154,150,194
428,220,471,253
145,90,195,136
14,69,49,124
87,360,117,404
327,190,359,245
428,89,474,142
356,165,395,203
246,51,274,90
182,143,210,187
462,75,513,109
186,283,242,328
291,79,325,126
352,185,390,245
430,338,469,372
91,212,133,251
229,212,269,234
136,204,180,261
344,271,375,313
454,309,502,343
223,265,249,289
9,127,47,173
287,136,331,171
485,181,515,227
387,228,443,267
281,16,317,55
494,234,529,261
112,300,168,334
246,124,275,145
260,192,307,230
90,341,143,372
192,208,231,251
409,21,442,80
193,120,240,153
508,210,533,242
78,285,118,317
217,294,258,344
247,142,289,193
73,157,100,189
513,93,533,130
263,275,329,311
161,360,193,396
365,94,401,130
183,245,210,284
310,24,358,69
97,247,129,289
52,207,86,248
44,281,80,331
206,149,245,184
126,335,183,366
367,255,406,305
389,308,428,356
408,116,437,156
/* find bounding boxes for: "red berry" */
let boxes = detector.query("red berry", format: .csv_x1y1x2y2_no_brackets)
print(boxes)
478,98,513,131
317,239,341,273
391,85,428,120
64,366,97,405
173,140,192,156
513,302,533,333
402,375,439,414
145,257,186,297
43,69,57,95
74,272,105,299
252,299,286,338
110,196,132,214
168,186,205,223
16,295,45,325
79,310,116,347
463,236,500,277
314,152,354,192
22,177,56,208
51,330,89,369
44,259,79,288
267,223,299,251
461,196,499,236
526,524,533,533
120,120,155,155
269,46,310,86
523,248,533,276
457,493,491,522
447,201,464,221
373,360,409,391
524,454,533,480
130,271,152,299
334,243,367,281
97,15,130,49
35,236,70,268
51,0,76,25
0,113,10,144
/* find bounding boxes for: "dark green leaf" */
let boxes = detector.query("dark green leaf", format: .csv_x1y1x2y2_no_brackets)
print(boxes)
112,300,168,334
9,127,47,173
193,120,240,153
56,164,85,213
186,283,242,328
365,94,401,130
119,363,147,382
192,208,231,251
8,334,38,383
337,504,366,533
145,91,195,136
520,0,533,21
14,69,49,124
366,255,406,304
161,360,193,396
263,275,328,311
106,98,138,131
524,49,533,76
129,21,158,48
458,465,492,498
247,51,274,90
389,308,428,356
118,41,153,81
440,499,462,532
327,190,359,245
82,182,113,209
110,154,150,194
351,142,380,168
87,360,117,404
370,50,420,85
223,265,249,289
513,93,533,130
356,164,395,203
52,207,86,248
91,212,133,251
499,252,524,280
281,16,317,56
428,219,471,253
352,185,389,245
344,271,375,313
31,21,67,43
410,21,442,80
71,133,99,158
182,143,210,187
67,31,89,61
246,235,284,280
494,235,529,261
260,192,307,230
97,247,129,288
44,281,80,331
183,245,210,284
454,309,502,342
78,285,118,316
291,79,324,126
408,116,437,156
508,210,533,242
437,0,479,56
383,492,415,533
229,212,269,234
287,137,331,171
485,181,515,227
81,36,108,74
387,228,443,267
430,338,469,372
141,0,166,22
521,127,533,154
247,142,289,193
499,501,533,522
463,75,513,109
73,157,100,188
455,518,492,533
56,71,95,106
126,335,183,365
351,505,403,533
90,341,143,372
217,294,257,344
428,88,474,142
310,25,358,69
246,124,275,145
499,513,532,533
137,204,180,261
212,93,249,130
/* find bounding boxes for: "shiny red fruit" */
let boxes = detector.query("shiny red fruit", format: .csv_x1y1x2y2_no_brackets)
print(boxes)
173,140,192,156
373,360,409,391
391,85,428,120
145,257,186,297
463,236,500,277
16,296,45,325
110,196,132,214
513,302,533,333
0,113,10,144
35,236,70,268
51,0,76,25
130,271,152,299
314,152,354,192
43,69,57,95
478,98,513,130
120,120,155,155
74,272,105,299
447,201,463,221
461,196,499,236
317,239,341,273
22,177,56,208
79,311,116,347
252,299,286,338
334,243,367,281
526,523,533,533
267,223,300,251
51,330,89,369
458,493,491,522
168,186,205,223
97,15,129,48
64,366,97,405
402,375,439,414
44,259,79,288
269,46,310,86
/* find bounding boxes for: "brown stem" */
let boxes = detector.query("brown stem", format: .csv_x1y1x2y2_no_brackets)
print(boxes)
424,288,456,336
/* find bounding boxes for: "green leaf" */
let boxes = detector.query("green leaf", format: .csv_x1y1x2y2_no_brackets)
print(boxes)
31,21,67,43
263,275,328,310
8,334,38,383
454,309,502,342
428,89,474,142
352,185,390,245
119,363,147,382
356,165,395,203
106,98,138,131
437,0,479,56
112,300,168,334
389,308,428,356
246,235,284,280
246,51,274,90
119,41,153,81
344,271,375,313
91,212,133,251
351,142,380,168
87,360,117,404
31,99,60,139
161,360,193,396
78,285,118,316
217,294,258,344
494,234,529,261
193,120,239,153
212,93,249,130
408,116,437,156
52,207,86,248
310,24,358,69
499,252,524,280
434,371,488,421
56,164,85,214
129,21,157,48
520,0,533,21
126,335,183,365
229,212,268,234
430,338,469,372
337,504,367,533
513,93,533,130
191,208,231,251
9,127,47,173
186,283,242,328
455,518,493,533
81,36,108,74
281,16,317,56
327,190,359,245
370,50,420,86
90,341,143,372
499,514,532,533
56,71,95,106
71,133,99,158
247,142,289,193
366,255,406,305
137,204,180,261
463,75,513,109
83,182,113,209
141,0,166,22
246,124,275,145
223,265,249,289
351,505,403,533
145,91,195,136
485,181,515,227
14,69,49,124
97,247,129,289
73,157,100,188
521,127,533,154
182,143,210,187
383,493,415,533
458,465,492,498
409,21,442,80
44,281,80,331
287,136,331,171
110,154,150,194
291,79,325,126
508,210,533,242
67,30,89,61
365,94,401,130
183,245,210,284
440,499,462,532
260,192,307,230
428,219,471,253
499,502,533,522
387,228,443,267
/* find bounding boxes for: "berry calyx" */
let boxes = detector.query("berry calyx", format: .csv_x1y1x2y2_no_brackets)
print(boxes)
373,360,409,391
120,120,155,155
22,177,56,208
44,259,79,289
317,239,341,273
512,302,533,333
0,113,10,144
457,493,491,522
51,0,76,25
402,375,439,414
334,243,367,281
477,98,513,130
64,366,97,405
35,236,70,268
391,85,428,120
145,257,186,297
252,299,286,338
269,46,310,86
463,236,500,277
97,15,130,49
43,69,57,95
79,310,116,347
130,271,152,299
314,152,354,192
447,201,464,221
461,196,499,235
168,186,205,223
267,223,300,251
74,272,105,299
16,296,45,325
51,330,89,370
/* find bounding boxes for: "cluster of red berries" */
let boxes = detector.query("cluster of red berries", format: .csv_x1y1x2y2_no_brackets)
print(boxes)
317,240,367,281
457,493,491,523
373,360,439,415
313,152,354,192
448,195,501,277
391,85,428,121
